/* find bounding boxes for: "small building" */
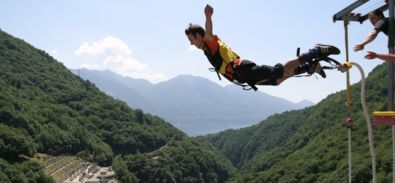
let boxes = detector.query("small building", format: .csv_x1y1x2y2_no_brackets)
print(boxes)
83,167,117,183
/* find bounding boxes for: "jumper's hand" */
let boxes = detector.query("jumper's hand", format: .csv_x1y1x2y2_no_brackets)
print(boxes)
204,4,214,39
205,4,213,18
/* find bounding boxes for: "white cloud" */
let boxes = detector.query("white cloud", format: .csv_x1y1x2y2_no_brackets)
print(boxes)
75,36,132,56
75,36,167,83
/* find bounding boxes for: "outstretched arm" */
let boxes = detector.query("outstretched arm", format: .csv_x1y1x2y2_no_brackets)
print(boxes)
365,51,395,62
204,4,215,41
354,29,379,51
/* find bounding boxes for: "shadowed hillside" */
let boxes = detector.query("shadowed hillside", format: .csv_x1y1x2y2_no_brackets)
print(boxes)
202,63,392,182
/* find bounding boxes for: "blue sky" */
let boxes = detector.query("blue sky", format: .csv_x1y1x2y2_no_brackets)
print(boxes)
0,0,389,103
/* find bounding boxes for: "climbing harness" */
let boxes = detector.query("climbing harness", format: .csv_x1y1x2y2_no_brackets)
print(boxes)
209,66,258,91
294,46,351,78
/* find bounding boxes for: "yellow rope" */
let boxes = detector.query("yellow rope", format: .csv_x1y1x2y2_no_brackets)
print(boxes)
346,69,352,107
344,22,352,107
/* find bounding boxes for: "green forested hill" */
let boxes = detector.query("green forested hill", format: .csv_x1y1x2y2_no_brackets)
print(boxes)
0,29,237,183
203,63,392,182
3,25,393,183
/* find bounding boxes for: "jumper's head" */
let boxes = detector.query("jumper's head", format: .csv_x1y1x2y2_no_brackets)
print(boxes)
185,23,205,49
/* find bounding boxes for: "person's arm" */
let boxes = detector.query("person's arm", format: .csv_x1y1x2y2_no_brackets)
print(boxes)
364,51,395,62
204,4,215,41
354,29,380,51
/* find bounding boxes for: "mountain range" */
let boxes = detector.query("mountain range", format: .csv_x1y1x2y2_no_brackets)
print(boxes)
72,69,314,135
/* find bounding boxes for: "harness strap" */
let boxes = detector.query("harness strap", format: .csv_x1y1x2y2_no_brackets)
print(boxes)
246,82,258,91
210,59,258,91
224,58,242,80
227,59,258,91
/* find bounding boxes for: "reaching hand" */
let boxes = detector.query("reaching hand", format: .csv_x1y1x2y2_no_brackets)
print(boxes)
353,44,364,52
205,4,213,17
364,51,377,60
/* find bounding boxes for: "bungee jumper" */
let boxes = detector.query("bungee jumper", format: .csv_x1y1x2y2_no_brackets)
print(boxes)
185,4,341,91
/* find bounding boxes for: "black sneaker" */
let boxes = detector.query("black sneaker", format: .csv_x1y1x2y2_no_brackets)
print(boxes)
308,62,326,78
298,44,340,63
315,44,341,58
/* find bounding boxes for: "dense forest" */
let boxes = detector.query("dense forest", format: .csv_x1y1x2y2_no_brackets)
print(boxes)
202,62,392,182
1,26,394,183
0,29,236,182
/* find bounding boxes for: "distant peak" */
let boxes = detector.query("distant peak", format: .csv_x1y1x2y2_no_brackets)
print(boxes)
295,100,315,107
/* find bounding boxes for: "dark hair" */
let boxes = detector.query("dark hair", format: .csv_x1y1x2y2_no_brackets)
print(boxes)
185,23,205,37
370,9,385,18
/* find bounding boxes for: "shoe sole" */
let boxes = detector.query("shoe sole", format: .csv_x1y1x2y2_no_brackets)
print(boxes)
315,43,341,55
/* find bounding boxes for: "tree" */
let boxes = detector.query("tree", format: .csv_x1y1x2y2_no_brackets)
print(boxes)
0,124,36,158
112,155,138,183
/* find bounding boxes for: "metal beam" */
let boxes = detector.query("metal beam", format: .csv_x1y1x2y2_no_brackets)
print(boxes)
358,4,389,23
387,1,395,182
333,0,370,22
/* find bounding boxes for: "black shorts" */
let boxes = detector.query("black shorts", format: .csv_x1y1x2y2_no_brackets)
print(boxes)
233,60,284,85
